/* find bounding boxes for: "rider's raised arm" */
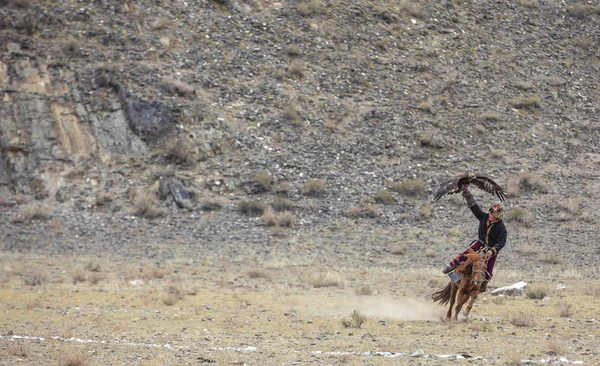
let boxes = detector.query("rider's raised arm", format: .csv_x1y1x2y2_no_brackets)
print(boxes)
463,191,486,220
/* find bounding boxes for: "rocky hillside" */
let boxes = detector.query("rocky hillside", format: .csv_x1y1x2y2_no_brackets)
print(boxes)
1,0,599,270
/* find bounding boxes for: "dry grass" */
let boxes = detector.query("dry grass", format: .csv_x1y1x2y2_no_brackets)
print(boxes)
58,352,89,366
133,191,164,219
417,100,433,113
297,0,323,16
160,76,195,97
254,170,273,192
303,270,344,288
509,96,541,109
399,0,424,18
541,254,561,265
238,200,266,215
24,272,47,286
503,207,533,226
162,135,196,164
510,312,536,327
517,0,538,8
560,197,581,215
390,179,426,197
479,110,500,121
355,285,372,296
262,207,295,227
525,285,547,299
419,203,432,219
11,203,52,223
557,302,573,318
341,310,366,328
303,179,326,197
7,343,28,357
270,196,294,212
287,61,305,78
373,189,396,204
389,244,407,255
247,268,269,279
346,204,381,218
518,171,547,193
284,44,302,57
469,321,494,332
567,4,599,18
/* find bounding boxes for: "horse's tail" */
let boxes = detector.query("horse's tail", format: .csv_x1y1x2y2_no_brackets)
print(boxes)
431,281,452,306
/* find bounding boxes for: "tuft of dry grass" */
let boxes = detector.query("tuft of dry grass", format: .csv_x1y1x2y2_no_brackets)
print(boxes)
303,179,326,197
58,352,89,366
479,110,500,121
284,44,302,57
419,203,432,219
342,310,367,328
389,179,426,197
517,0,538,8
389,244,407,255
247,268,269,279
297,0,323,16
162,135,196,165
7,343,28,357
134,191,165,219
355,285,372,296
509,96,541,109
518,171,547,193
560,197,581,215
503,207,533,227
541,254,561,265
566,4,599,18
270,196,294,212
262,206,295,227
373,189,396,204
556,302,573,318
24,272,47,286
510,312,536,327
287,61,305,78
399,0,424,18
11,203,52,223
525,285,547,299
417,100,433,113
303,270,344,288
346,204,381,218
254,170,273,192
470,321,494,332
547,340,564,355
282,104,303,126
238,200,267,215
161,76,195,97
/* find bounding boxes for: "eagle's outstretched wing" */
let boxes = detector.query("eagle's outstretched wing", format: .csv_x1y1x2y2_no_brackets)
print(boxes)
433,172,506,202
433,173,471,202
469,175,507,202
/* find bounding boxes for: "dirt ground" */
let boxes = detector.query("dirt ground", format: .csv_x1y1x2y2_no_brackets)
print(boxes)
1,251,599,365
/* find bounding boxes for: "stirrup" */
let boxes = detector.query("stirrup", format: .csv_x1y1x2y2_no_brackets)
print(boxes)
442,265,456,274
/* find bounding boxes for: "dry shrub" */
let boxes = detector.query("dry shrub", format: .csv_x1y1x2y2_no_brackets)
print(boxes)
470,321,493,332
573,37,592,50
547,340,564,355
399,0,424,18
238,200,266,215
419,203,432,219
73,273,86,284
560,197,581,215
347,204,381,218
514,244,536,257
283,104,303,126
200,199,222,211
389,244,407,255
7,343,28,357
247,268,269,279
355,285,372,296
304,270,344,288
12,203,52,223
525,285,547,299
162,136,196,164
503,208,533,227
475,124,485,134
288,61,305,78
303,179,326,197
416,133,444,149
517,0,538,7
161,76,195,97
262,206,295,227
95,191,113,206
285,44,302,57
88,273,105,285
270,196,294,212
342,310,366,328
509,96,541,109
510,312,535,327
417,100,433,113
58,352,89,366
134,191,164,219
390,178,426,197
275,181,293,195
373,189,396,204
85,262,101,272
541,254,561,265
24,272,47,286
557,302,573,318
63,39,81,58
492,297,505,305
505,351,524,365
297,0,323,16
567,4,599,18
142,268,169,281
479,110,500,121
513,80,535,90
254,170,273,192
518,171,547,193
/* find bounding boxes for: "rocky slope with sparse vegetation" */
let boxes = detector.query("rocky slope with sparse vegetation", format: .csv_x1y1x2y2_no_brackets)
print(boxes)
1,0,600,272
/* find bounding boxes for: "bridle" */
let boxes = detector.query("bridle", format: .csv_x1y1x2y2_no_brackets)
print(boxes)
471,256,486,286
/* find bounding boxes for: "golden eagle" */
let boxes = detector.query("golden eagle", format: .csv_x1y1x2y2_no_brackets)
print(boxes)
433,172,507,202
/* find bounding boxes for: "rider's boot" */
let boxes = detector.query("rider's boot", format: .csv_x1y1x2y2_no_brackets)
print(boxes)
442,265,456,274
480,280,488,293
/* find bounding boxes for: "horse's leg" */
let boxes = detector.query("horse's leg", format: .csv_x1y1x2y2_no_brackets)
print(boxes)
464,292,478,318
447,284,458,320
452,288,464,322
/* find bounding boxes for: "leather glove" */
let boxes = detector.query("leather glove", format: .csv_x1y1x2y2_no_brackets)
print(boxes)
461,184,471,197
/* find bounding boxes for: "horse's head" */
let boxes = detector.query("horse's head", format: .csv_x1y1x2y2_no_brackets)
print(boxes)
462,249,486,287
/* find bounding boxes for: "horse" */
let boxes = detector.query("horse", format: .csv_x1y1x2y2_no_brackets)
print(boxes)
431,249,486,322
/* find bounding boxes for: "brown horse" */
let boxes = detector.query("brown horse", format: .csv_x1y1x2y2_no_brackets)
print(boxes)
431,250,486,322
